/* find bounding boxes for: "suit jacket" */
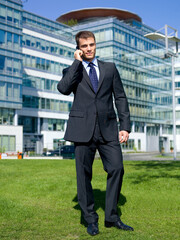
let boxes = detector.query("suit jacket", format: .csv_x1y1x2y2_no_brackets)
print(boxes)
57,59,130,142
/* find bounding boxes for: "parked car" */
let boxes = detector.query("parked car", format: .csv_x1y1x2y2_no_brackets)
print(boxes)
48,149,61,156
60,145,75,159
42,150,54,156
43,145,75,158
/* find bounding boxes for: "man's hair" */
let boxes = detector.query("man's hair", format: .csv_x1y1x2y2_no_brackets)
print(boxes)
75,31,95,47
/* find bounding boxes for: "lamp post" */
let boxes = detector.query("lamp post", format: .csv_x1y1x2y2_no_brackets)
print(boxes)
144,25,180,160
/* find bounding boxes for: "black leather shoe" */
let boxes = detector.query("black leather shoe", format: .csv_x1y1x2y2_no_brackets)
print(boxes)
105,220,134,231
87,222,99,236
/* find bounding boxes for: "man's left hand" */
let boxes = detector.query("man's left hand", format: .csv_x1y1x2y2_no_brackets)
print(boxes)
119,130,129,143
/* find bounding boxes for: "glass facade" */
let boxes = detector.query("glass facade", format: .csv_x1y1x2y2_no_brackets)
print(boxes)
23,74,58,92
22,10,72,41
23,54,69,75
175,52,180,130
73,18,172,137
23,95,72,112
22,34,74,58
0,0,22,111
0,3,178,153
0,1,74,152
18,8,75,152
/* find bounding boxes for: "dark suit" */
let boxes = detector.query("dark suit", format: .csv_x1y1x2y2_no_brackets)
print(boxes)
57,59,130,224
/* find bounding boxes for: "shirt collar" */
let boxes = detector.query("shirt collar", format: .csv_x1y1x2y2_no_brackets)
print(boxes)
82,57,98,69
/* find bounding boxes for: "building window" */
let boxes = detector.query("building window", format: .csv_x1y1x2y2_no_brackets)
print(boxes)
48,119,65,131
7,7,13,22
135,122,144,133
0,55,5,70
176,126,180,134
7,32,12,46
18,116,37,133
26,39,31,46
0,108,14,125
7,83,13,98
0,5,6,21
14,9,21,25
162,125,173,135
175,82,180,89
23,95,72,112
6,57,13,74
0,82,6,99
0,29,5,45
147,125,159,136
0,135,16,152
13,84,20,100
14,34,19,49
13,59,21,75
121,139,135,150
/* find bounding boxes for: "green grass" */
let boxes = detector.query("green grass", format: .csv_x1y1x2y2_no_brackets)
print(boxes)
0,159,179,240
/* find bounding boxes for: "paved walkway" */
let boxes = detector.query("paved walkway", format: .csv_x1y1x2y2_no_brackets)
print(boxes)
1,152,180,161
123,152,180,161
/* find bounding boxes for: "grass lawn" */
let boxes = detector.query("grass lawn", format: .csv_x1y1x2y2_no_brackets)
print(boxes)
0,159,179,240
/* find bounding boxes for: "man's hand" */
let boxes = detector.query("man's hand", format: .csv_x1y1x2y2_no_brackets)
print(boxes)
74,49,83,62
119,130,129,143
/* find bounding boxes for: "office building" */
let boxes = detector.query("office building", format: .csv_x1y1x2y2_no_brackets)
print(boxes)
0,0,23,153
0,2,178,154
0,0,74,154
58,8,175,153
175,52,180,147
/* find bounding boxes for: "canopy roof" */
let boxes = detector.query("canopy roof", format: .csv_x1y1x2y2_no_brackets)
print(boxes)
56,8,142,24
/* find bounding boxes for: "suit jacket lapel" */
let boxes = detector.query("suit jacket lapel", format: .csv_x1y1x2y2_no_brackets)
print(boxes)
97,60,105,93
83,66,95,92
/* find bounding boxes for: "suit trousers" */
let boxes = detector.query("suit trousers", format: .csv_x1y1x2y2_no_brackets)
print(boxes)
74,119,124,224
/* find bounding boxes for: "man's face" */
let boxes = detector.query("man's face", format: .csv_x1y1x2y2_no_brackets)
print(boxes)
78,37,96,62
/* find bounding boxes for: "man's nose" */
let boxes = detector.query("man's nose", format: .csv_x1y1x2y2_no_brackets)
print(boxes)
87,45,91,50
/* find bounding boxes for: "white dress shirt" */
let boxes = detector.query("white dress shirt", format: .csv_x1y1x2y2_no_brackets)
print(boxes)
82,57,100,81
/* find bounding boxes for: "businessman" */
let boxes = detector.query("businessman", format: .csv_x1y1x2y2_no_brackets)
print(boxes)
57,31,133,236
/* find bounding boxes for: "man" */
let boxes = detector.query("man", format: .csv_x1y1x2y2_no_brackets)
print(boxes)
57,31,133,236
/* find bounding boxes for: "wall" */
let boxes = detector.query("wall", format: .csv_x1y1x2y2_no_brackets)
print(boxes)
41,130,65,150
0,125,23,152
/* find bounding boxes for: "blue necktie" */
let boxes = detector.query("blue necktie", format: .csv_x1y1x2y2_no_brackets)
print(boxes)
88,62,98,93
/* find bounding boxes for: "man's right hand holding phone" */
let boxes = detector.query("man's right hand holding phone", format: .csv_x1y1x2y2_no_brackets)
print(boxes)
74,49,83,62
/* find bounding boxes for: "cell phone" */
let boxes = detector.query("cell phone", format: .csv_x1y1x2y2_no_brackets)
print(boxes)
76,46,83,60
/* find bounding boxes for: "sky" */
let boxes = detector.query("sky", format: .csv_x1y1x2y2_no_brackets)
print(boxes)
23,0,180,36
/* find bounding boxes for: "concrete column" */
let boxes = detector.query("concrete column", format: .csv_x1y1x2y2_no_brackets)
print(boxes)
64,120,67,132
37,117,40,134
144,123,147,151
14,110,18,126
132,121,135,132
144,123,147,134
159,124,162,136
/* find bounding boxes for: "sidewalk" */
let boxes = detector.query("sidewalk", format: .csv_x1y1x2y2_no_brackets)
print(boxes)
0,156,63,160
1,152,180,161
123,152,180,161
